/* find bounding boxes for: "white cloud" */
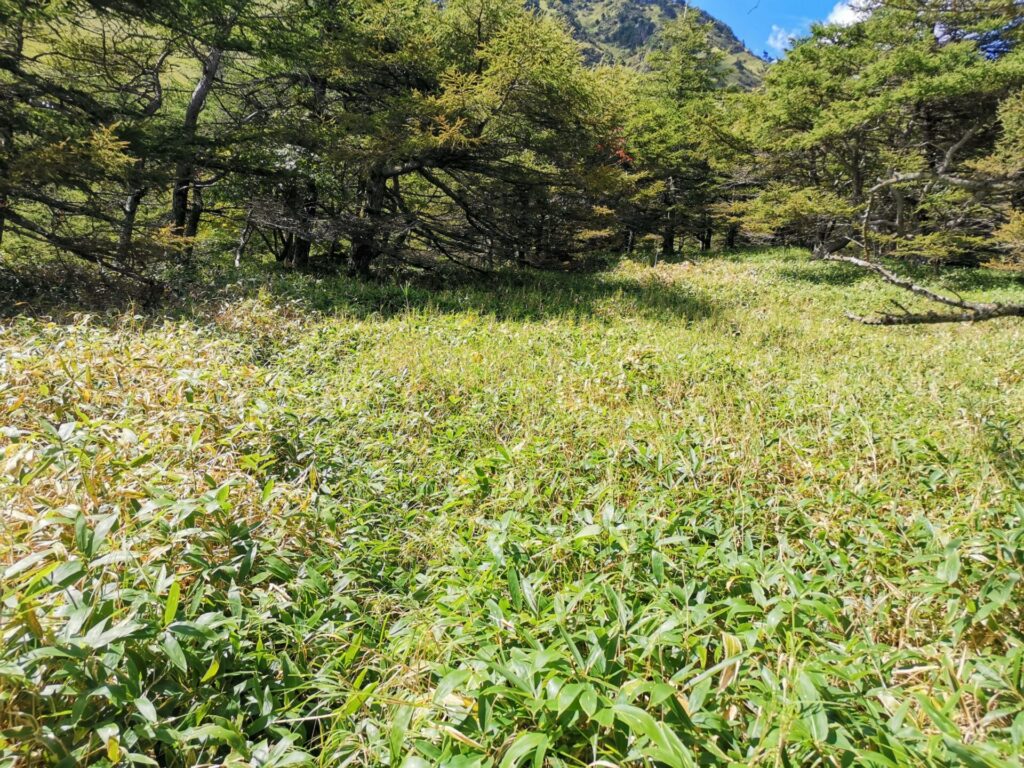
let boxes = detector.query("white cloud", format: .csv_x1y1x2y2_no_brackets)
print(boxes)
826,2,866,26
767,3,868,57
767,25,799,53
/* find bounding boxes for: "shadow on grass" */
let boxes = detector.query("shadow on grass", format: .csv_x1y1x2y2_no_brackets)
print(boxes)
774,253,1024,294
936,267,1024,293
0,256,151,320
778,264,875,287
235,263,719,323
1,253,719,327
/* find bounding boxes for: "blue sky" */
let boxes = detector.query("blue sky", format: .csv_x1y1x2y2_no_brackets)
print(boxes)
693,1,862,57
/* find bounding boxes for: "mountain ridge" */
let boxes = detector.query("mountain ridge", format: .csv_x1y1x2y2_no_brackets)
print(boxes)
539,0,769,87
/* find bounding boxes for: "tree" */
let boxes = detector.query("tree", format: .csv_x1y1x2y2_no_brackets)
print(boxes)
0,0,176,289
614,13,742,260
1,0,621,286
232,0,617,277
739,0,1024,323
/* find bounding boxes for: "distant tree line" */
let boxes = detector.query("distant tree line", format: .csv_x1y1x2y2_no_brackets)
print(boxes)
1,0,1022,321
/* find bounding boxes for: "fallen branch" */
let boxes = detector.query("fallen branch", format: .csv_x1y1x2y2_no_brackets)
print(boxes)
817,248,1024,325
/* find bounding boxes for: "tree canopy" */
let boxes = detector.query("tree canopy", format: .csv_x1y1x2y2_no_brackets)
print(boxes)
1,0,1023,321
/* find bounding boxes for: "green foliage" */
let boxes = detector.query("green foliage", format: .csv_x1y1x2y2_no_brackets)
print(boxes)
3,0,1021,284
4,251,1024,765
1,0,624,279
738,0,1024,265
998,210,1024,259
606,13,744,257
730,184,856,241
987,88,1024,175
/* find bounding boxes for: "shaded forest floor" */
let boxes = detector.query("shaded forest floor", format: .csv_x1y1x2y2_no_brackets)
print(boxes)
3,249,1024,766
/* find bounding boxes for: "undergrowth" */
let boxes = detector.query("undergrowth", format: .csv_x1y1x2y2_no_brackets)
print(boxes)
2,250,1023,767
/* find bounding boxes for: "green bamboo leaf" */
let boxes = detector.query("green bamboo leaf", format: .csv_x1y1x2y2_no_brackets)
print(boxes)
937,542,961,585
796,671,829,743
163,581,180,628
613,703,692,768
499,732,548,768
200,656,220,683
135,696,157,723
162,633,187,672
507,569,522,611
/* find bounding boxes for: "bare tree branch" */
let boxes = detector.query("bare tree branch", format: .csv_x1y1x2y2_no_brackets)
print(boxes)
817,247,1024,324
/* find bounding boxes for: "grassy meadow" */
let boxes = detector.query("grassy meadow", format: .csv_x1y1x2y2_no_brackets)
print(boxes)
2,249,1024,766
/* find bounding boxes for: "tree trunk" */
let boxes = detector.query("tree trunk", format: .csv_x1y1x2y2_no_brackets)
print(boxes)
118,158,147,262
292,237,311,270
326,239,340,264
725,224,738,249
292,181,317,270
661,225,674,256
349,170,385,278
661,175,676,257
171,47,222,238
812,222,835,256
700,228,713,251
118,186,146,263
350,240,374,278
179,184,205,263
278,232,294,264
850,142,864,204
0,128,9,246
234,215,253,268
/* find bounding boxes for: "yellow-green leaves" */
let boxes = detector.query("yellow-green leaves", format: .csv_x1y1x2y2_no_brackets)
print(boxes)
4,255,1024,767
164,581,181,627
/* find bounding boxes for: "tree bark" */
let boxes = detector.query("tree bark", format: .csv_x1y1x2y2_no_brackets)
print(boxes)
277,232,294,264
699,216,713,251
184,186,202,240
291,181,317,270
118,161,147,263
234,214,253,267
661,225,675,256
349,170,385,278
661,176,676,256
0,124,10,247
171,47,222,238
326,239,340,264
180,185,203,261
725,224,738,250
292,236,311,270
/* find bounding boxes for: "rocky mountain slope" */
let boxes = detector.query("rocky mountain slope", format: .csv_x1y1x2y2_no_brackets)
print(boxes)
538,0,768,87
